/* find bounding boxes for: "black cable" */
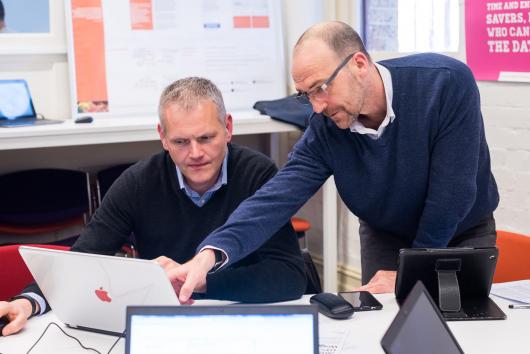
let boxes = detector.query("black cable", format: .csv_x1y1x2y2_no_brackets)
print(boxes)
106,331,125,354
25,322,124,354
36,113,46,120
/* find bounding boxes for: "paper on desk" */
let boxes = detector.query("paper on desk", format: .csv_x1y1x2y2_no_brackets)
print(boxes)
490,279,530,303
319,323,349,354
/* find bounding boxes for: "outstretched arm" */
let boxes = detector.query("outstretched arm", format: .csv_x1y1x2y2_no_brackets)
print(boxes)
204,222,306,303
172,123,334,302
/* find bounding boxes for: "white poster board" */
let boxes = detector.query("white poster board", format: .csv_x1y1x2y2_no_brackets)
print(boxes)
65,0,286,118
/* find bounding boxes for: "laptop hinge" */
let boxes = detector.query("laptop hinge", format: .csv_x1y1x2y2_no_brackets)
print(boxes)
435,258,462,313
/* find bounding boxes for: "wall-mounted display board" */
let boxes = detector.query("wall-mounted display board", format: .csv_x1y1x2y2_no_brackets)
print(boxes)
65,0,286,118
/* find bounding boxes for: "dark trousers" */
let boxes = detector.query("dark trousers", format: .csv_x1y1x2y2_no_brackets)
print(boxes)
359,215,497,285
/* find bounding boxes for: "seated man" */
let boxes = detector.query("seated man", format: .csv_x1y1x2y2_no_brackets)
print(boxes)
0,77,306,336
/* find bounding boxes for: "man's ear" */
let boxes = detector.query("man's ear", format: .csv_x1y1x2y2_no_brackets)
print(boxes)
225,114,233,143
157,123,169,150
352,52,370,70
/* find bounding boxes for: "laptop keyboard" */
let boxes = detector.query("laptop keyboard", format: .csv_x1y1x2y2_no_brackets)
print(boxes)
442,297,506,321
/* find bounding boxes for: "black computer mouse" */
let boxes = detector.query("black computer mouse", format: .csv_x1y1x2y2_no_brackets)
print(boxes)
310,293,354,319
75,116,93,123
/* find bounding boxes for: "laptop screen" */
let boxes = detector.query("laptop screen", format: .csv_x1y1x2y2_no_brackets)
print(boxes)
0,80,36,120
126,305,318,354
381,281,463,354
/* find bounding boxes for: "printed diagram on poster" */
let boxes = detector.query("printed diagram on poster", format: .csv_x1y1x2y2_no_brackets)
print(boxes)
65,0,286,118
465,0,530,81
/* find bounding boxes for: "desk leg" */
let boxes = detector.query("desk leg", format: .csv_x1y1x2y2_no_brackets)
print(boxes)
323,177,338,292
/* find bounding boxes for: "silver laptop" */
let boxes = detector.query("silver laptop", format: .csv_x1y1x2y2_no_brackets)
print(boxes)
125,305,319,354
19,246,179,336
0,79,62,127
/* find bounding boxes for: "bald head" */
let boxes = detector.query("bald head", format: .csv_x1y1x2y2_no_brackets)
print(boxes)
295,21,370,61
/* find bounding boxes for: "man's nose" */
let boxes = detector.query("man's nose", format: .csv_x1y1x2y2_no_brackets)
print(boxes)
311,99,327,114
189,141,203,158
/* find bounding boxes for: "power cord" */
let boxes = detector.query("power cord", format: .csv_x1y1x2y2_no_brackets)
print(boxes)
36,113,47,120
26,322,124,354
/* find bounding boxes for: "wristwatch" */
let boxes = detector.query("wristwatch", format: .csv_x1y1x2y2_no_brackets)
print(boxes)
211,249,225,272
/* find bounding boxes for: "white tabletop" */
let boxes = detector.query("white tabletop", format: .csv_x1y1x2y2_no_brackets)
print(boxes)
0,111,298,151
0,292,528,354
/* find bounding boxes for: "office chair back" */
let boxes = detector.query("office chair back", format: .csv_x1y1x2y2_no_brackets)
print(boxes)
291,217,322,294
0,169,92,225
96,163,134,204
0,244,70,300
493,230,530,283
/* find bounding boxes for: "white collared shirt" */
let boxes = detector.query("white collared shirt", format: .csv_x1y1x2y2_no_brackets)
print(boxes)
349,63,396,139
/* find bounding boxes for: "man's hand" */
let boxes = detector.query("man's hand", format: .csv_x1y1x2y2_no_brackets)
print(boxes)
0,299,34,336
154,256,195,305
154,255,181,272
165,249,216,304
354,270,397,294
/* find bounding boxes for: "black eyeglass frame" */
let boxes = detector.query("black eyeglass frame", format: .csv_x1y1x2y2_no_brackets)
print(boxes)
295,52,356,105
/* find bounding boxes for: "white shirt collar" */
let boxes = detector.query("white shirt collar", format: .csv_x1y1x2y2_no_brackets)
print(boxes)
349,62,396,139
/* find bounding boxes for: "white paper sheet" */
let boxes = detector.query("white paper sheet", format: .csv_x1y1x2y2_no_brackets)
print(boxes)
490,279,530,304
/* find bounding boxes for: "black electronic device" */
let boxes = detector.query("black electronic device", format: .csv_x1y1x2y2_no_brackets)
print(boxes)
74,116,93,123
381,281,464,354
395,247,506,321
309,292,354,319
339,291,383,311
0,316,10,336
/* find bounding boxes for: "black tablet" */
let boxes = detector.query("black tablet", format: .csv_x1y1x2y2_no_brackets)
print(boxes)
382,281,464,354
395,247,505,320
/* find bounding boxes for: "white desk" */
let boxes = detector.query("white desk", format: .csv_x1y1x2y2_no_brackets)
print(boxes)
0,112,298,151
0,291,528,354
0,112,340,292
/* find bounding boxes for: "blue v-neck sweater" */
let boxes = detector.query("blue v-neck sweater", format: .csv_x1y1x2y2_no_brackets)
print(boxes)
200,53,499,265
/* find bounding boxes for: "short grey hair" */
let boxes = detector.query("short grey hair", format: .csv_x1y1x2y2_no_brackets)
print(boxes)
295,21,371,61
158,77,226,131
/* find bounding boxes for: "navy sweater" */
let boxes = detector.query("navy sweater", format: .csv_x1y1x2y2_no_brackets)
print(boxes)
199,53,499,265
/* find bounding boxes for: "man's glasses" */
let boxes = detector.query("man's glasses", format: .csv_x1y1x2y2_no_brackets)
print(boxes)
295,53,355,105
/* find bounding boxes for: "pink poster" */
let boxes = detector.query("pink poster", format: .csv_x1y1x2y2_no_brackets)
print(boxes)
465,0,530,81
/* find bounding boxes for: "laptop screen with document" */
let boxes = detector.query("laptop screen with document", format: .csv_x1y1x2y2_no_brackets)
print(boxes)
126,305,318,354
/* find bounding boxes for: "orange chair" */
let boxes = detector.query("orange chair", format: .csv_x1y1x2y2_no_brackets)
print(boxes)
291,217,311,250
291,217,322,293
0,244,70,300
493,230,530,283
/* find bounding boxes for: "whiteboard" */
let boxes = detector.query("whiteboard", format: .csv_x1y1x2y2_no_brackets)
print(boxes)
64,0,286,118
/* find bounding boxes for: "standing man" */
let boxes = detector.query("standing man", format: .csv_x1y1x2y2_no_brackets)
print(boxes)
0,77,306,336
170,21,499,301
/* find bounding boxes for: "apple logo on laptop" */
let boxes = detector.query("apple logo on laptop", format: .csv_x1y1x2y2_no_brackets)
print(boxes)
95,287,112,302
